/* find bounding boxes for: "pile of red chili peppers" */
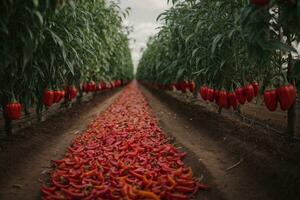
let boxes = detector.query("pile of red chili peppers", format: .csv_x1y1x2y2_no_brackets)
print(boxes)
42,82,208,200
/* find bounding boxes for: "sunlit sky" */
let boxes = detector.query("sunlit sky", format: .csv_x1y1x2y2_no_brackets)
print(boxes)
120,0,171,70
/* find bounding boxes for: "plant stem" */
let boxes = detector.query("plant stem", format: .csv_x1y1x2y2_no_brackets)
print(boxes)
286,34,296,137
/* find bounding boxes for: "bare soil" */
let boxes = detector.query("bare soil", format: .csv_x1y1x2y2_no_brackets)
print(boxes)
0,89,122,200
140,86,300,200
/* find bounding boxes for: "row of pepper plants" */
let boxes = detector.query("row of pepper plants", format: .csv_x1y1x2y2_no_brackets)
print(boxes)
137,0,300,136
0,0,134,136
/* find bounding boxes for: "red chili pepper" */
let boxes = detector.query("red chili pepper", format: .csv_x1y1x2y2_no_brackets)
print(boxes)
214,89,220,104
41,185,56,196
165,175,176,190
96,83,102,91
175,83,181,91
174,185,194,193
206,88,215,102
228,91,238,110
82,83,88,92
179,81,188,93
61,188,85,198
218,90,229,109
100,81,106,90
66,86,77,101
176,178,195,187
264,90,278,112
244,84,255,102
42,89,54,107
168,193,189,200
53,90,61,103
199,86,208,101
52,178,68,188
127,149,138,157
128,186,138,199
235,87,246,105
5,102,22,120
198,183,210,190
277,85,296,111
182,167,193,179
137,190,160,200
130,171,144,179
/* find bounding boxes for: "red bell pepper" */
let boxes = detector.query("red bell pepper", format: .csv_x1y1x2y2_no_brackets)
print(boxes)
277,85,297,111
264,90,278,112
235,87,246,105
244,84,255,102
218,90,229,109
43,89,54,107
228,91,238,110
5,102,22,120
206,88,215,102
199,86,208,101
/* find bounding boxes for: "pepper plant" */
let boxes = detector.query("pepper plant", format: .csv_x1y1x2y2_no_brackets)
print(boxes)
137,0,300,136
0,0,133,136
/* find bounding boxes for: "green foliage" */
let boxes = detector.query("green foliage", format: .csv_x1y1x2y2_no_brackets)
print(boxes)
137,0,300,91
0,0,133,108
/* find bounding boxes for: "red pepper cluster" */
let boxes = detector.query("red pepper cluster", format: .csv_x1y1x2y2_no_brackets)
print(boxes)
83,80,124,93
264,85,297,112
5,80,129,121
42,82,207,200
199,82,259,110
141,80,297,112
82,81,97,93
200,83,297,111
144,81,196,94
43,89,67,107
66,86,78,102
174,81,195,93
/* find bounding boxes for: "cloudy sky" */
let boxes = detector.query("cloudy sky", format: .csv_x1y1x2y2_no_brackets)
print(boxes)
120,0,170,70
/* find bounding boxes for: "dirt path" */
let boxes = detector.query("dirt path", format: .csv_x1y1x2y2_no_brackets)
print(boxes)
140,86,283,200
0,89,122,200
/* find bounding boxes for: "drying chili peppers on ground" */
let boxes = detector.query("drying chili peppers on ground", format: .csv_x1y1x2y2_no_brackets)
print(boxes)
41,82,208,200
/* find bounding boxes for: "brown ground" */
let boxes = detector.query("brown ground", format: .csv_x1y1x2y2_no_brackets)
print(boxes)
0,85,299,200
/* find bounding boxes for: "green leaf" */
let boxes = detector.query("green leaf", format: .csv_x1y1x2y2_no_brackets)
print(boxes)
228,29,237,40
185,33,194,44
34,11,43,26
211,34,223,54
48,29,64,47
32,0,39,7
176,68,185,81
66,60,75,75
0,21,9,35
192,47,200,58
